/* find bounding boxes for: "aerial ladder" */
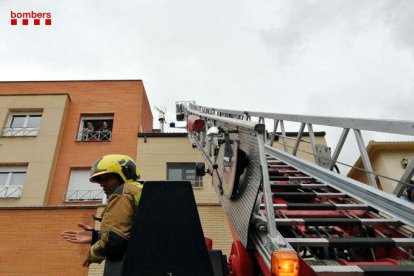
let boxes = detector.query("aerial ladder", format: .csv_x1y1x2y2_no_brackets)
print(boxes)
176,101,414,276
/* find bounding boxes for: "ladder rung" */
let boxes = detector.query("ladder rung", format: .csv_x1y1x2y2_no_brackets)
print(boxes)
273,192,346,199
311,265,414,274
268,165,291,168
270,184,328,189
268,170,301,174
274,218,401,226
269,203,370,210
285,237,414,248
267,160,283,164
270,176,313,181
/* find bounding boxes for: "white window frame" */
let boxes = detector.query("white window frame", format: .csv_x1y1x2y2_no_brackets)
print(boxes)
76,116,114,141
3,112,42,137
0,166,27,198
65,168,104,202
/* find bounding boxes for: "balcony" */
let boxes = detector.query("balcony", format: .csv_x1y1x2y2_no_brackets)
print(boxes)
1,127,39,137
75,130,112,142
0,186,23,198
65,189,104,202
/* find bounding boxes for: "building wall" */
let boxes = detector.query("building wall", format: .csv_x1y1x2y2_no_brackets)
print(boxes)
347,143,414,193
139,86,153,133
347,151,382,188
137,136,219,204
380,149,414,193
197,205,233,254
0,207,96,276
0,94,69,206
0,80,153,205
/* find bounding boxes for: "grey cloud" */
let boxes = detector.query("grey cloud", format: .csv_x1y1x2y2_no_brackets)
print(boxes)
261,0,414,61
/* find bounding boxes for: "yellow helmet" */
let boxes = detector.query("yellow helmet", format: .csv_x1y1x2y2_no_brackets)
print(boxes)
90,154,140,183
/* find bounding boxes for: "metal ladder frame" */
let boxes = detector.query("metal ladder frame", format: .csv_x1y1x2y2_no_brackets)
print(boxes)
182,102,414,271
189,103,414,191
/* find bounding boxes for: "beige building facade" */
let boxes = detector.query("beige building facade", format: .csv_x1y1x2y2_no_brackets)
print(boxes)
348,141,414,193
0,94,69,206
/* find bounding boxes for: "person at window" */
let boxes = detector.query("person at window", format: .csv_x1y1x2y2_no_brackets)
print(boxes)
98,121,111,141
60,155,142,275
82,122,95,141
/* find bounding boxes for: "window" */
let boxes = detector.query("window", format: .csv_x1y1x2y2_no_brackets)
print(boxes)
76,116,113,142
2,113,42,136
65,169,104,201
0,167,27,198
167,163,202,187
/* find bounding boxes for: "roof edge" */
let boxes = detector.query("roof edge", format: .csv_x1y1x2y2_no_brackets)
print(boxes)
0,93,72,101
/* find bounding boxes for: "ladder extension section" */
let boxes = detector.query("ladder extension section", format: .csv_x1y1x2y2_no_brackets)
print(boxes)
180,102,414,274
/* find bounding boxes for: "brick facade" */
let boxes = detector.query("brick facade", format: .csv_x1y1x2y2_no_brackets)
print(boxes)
0,207,97,276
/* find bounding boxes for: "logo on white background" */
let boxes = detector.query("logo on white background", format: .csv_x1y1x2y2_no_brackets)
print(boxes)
10,11,52,26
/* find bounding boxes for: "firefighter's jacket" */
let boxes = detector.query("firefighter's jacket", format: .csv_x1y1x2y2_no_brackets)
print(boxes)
88,181,143,262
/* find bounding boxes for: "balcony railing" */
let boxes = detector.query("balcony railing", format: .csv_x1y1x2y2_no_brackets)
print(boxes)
0,186,23,198
65,189,104,202
75,130,112,142
1,127,39,137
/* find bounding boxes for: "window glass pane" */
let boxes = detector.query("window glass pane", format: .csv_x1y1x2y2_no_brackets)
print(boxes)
27,115,41,128
0,173,8,186
184,171,196,181
167,163,202,187
168,168,182,180
9,172,26,186
10,116,25,128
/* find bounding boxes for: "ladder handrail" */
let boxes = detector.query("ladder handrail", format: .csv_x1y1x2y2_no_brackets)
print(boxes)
187,107,265,133
188,103,414,191
191,104,414,136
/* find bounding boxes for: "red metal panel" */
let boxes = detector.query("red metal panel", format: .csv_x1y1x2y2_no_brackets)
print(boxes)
229,241,254,276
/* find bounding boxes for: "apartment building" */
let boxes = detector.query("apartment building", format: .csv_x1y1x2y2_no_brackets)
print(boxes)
0,80,152,276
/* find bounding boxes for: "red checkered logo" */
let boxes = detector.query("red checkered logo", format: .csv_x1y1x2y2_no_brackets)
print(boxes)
10,11,52,26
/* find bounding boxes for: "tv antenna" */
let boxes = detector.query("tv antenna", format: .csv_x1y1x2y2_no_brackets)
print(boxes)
154,106,167,133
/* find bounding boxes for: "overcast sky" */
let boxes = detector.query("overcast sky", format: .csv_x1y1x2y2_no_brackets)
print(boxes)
1,0,413,169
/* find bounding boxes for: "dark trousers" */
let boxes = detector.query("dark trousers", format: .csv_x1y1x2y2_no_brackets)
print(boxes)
103,259,123,276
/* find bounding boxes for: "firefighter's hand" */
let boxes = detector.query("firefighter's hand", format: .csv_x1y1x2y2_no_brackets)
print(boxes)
60,223,93,244
82,256,92,267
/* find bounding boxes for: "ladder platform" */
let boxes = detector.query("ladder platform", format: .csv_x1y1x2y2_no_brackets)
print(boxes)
284,237,414,248
273,218,401,226
269,203,370,210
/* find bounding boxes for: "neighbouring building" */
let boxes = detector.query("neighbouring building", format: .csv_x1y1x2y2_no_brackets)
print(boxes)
0,80,152,276
348,141,414,194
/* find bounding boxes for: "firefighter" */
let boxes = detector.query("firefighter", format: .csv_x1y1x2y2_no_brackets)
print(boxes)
61,154,142,271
